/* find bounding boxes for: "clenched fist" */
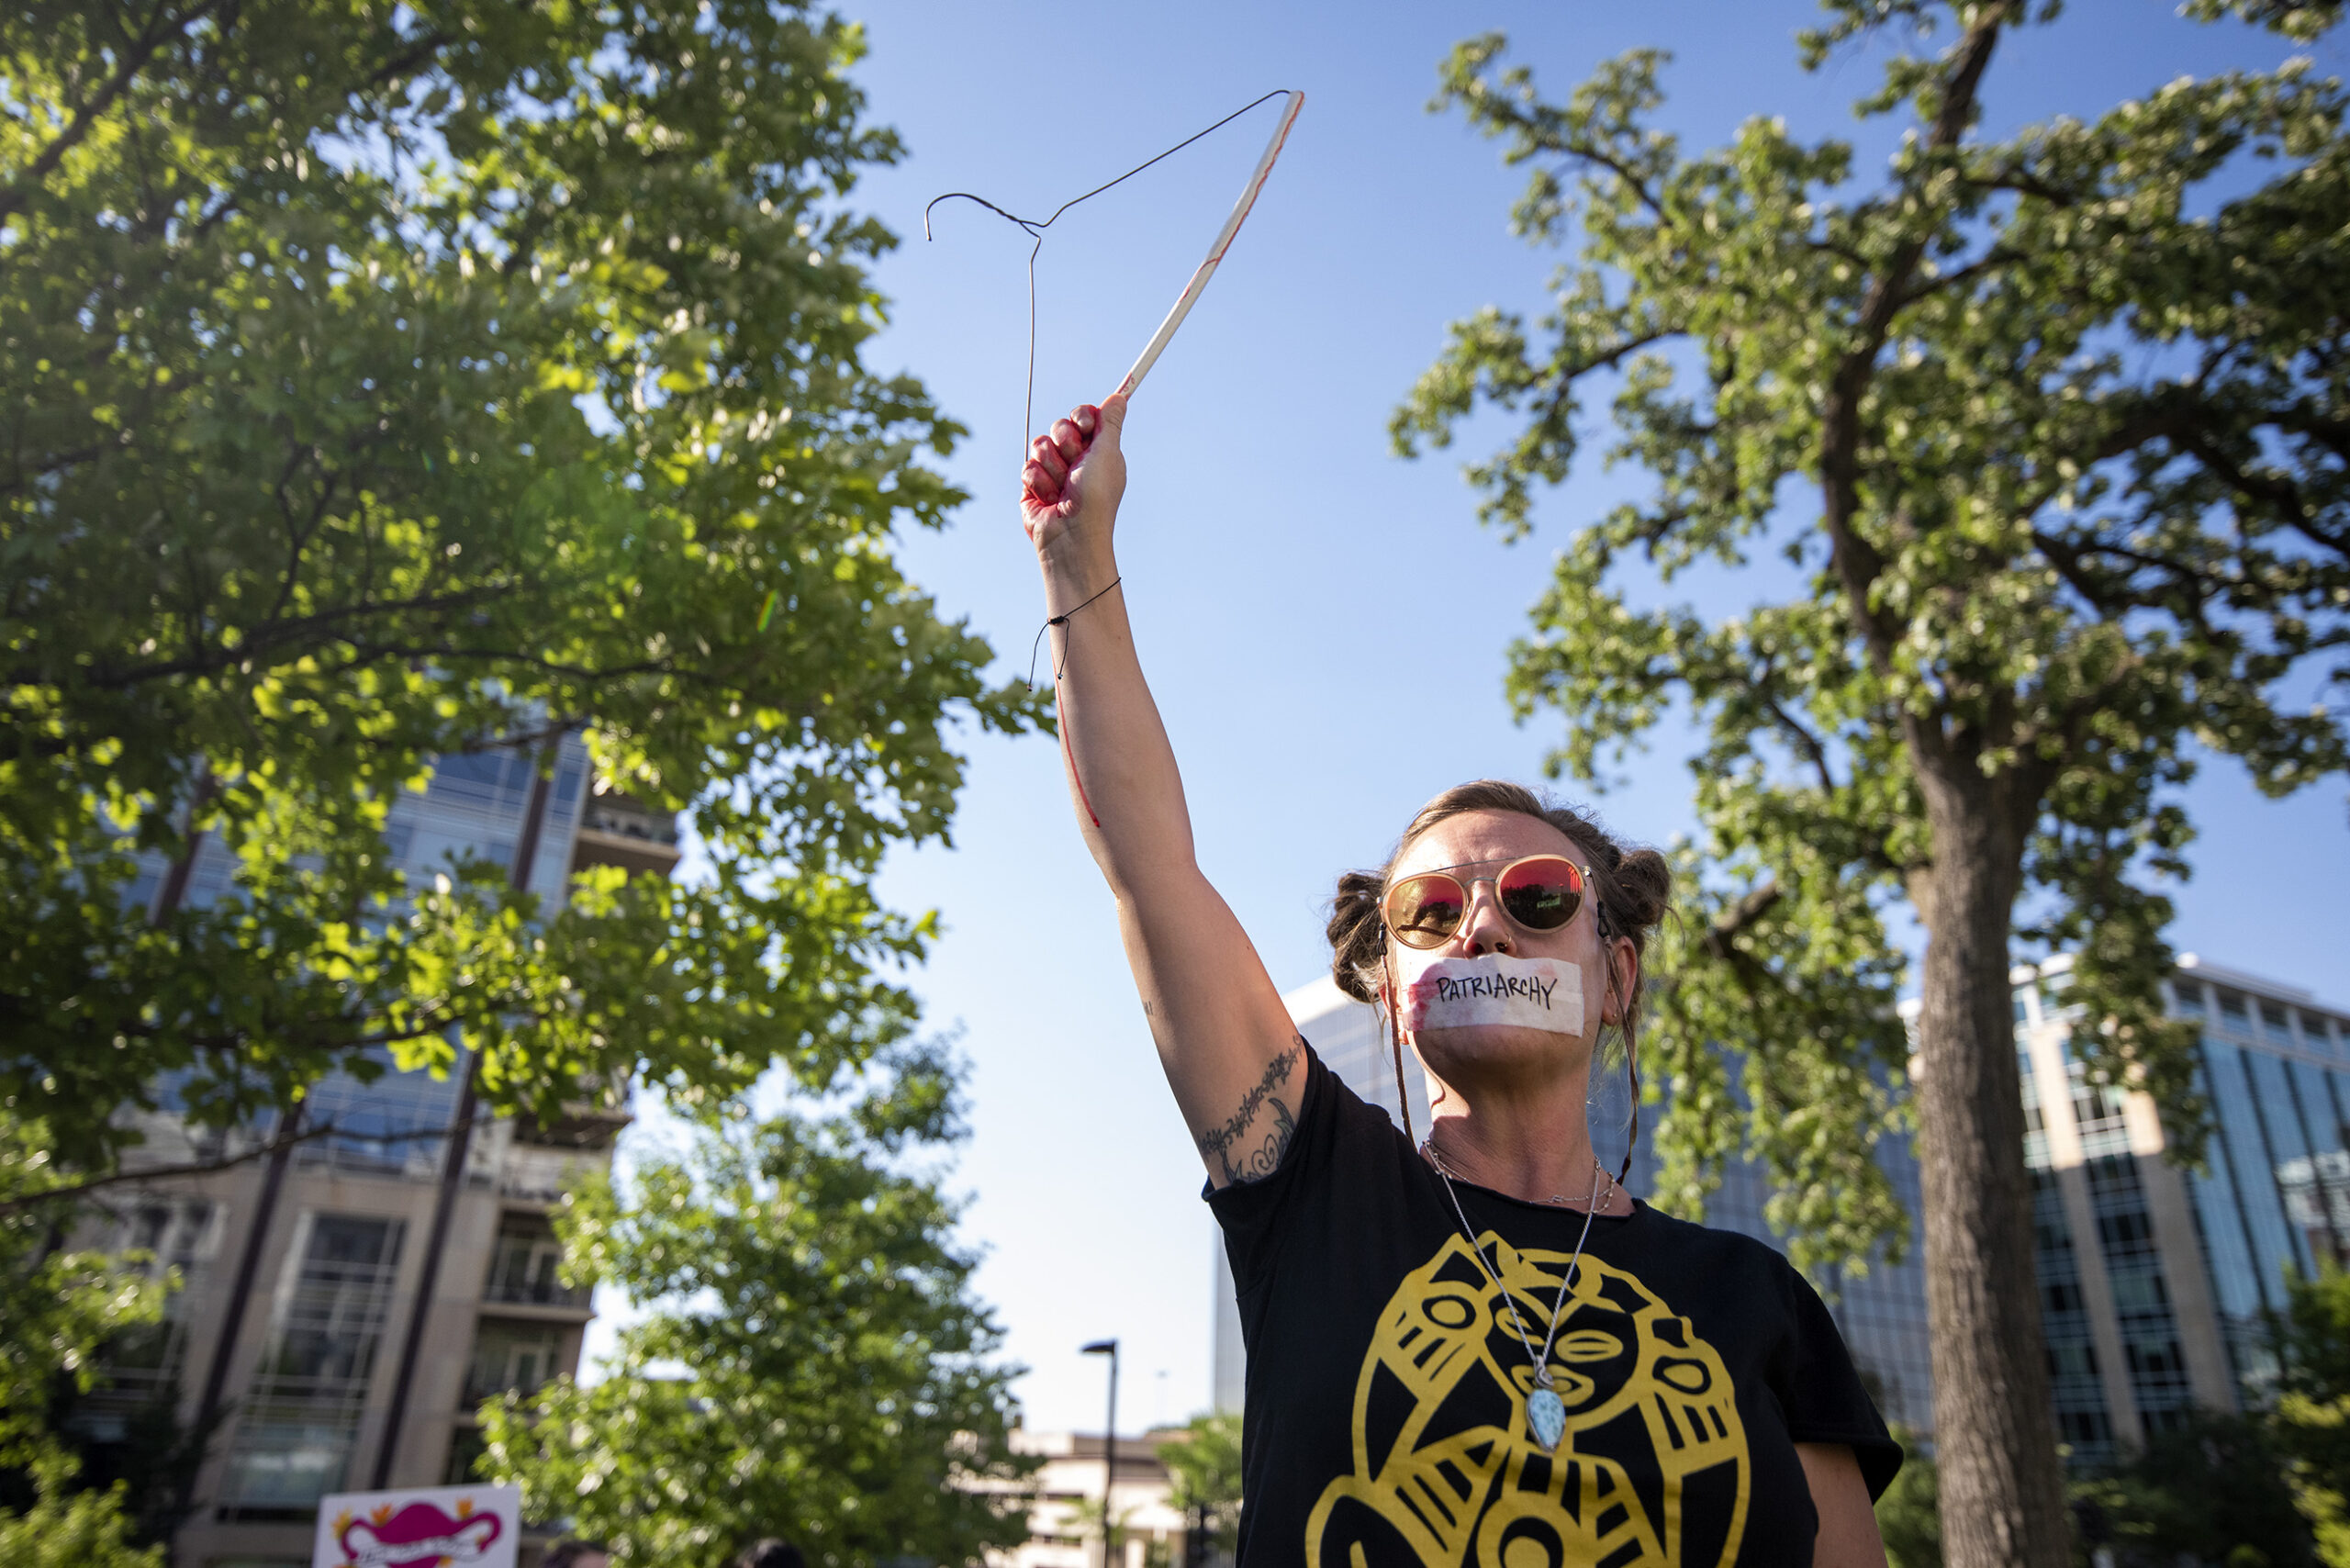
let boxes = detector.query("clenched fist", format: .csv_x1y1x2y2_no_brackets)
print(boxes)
1022,394,1127,575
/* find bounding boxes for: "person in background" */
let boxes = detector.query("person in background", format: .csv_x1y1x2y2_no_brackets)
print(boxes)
541,1542,609,1568
736,1540,808,1568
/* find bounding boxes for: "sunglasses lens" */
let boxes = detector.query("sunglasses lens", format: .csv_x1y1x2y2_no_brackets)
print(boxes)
1384,875,1466,948
1498,858,1583,931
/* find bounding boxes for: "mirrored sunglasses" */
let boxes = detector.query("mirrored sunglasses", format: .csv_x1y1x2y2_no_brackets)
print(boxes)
1380,855,1589,950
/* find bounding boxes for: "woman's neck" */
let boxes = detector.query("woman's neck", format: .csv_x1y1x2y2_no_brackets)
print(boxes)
1421,1083,1628,1214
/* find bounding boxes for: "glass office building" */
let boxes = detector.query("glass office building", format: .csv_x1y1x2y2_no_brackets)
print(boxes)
2170,963,2350,1391
2012,954,2350,1461
1213,957,2350,1464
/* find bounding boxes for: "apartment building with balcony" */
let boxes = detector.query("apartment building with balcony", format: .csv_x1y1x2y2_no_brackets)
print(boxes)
75,733,674,1568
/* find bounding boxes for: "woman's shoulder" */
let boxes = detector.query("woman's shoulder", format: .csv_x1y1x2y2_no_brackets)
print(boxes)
1623,1200,1802,1286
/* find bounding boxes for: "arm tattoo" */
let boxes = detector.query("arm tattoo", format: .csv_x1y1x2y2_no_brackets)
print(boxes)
1197,1042,1301,1186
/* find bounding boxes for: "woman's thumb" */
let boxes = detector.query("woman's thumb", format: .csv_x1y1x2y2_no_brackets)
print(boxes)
1096,392,1129,446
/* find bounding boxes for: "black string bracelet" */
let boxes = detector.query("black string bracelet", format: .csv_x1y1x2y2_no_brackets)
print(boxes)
1027,577,1122,689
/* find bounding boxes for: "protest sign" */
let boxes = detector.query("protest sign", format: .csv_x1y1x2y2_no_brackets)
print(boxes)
311,1482,521,1568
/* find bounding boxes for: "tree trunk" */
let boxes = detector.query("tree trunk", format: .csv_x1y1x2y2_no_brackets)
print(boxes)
1910,760,2070,1568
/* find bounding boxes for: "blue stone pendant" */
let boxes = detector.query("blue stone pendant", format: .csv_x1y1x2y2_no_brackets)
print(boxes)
1527,1385,1566,1450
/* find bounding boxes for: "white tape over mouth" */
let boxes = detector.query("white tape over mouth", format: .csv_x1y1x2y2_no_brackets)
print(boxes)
1399,954,1584,1036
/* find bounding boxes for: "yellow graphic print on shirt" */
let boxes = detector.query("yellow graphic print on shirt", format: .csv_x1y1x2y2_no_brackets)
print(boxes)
1304,1232,1749,1568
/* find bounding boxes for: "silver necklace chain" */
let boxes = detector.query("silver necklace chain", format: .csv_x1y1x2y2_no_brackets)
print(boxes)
1420,1141,1610,1392
1421,1139,1618,1215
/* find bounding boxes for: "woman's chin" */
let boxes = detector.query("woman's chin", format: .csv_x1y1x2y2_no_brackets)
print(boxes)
1415,1023,1585,1080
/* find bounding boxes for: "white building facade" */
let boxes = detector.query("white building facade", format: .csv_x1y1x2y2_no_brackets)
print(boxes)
990,1428,1196,1568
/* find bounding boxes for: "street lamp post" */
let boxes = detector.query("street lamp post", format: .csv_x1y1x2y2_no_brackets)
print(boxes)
1081,1339,1119,1568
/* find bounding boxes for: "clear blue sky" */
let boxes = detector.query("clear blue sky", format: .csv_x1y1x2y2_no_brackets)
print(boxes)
592,0,2350,1437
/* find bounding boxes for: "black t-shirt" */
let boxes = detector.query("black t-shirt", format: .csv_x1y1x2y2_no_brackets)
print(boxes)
1207,1043,1901,1568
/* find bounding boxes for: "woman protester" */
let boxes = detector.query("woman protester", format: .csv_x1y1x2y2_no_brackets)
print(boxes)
1021,397,1899,1568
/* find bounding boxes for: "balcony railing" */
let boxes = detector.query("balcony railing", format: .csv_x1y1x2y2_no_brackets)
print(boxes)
484,1232,591,1309
464,1369,557,1406
571,796,682,877
582,802,678,846
499,1144,592,1204
483,1273,591,1309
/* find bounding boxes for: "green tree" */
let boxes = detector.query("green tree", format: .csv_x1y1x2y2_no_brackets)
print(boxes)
0,1462,160,1568
2277,1268,2350,1565
0,1117,169,1567
1063,1495,1142,1562
1395,4,2349,1564
1875,1432,1941,1568
2070,1409,2315,1567
1160,1410,1244,1558
1,0,1039,1171
478,1044,1035,1567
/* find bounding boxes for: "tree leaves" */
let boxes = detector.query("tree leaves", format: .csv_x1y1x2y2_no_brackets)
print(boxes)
0,0,1048,1166
0,1114,171,1565
1403,6,2347,1273
479,1050,1034,1568
1160,1411,1243,1554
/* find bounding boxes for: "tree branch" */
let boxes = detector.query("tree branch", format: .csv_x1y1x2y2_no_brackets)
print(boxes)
1696,879,1786,996
1556,328,1676,384
1895,244,2026,308
0,1111,487,1215
0,0,225,224
1565,141,1672,227
18,582,525,689
1818,4,2016,693
1960,169,2079,208
1748,662,1841,796
2173,424,2350,557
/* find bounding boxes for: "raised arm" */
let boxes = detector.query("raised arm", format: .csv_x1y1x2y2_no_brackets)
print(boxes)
1023,398,1303,1187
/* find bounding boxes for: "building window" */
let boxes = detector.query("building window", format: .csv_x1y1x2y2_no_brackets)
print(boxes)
2069,1065,2131,1160
464,1322,565,1406
554,762,585,814
484,1217,588,1308
2021,1052,2050,1170
2171,983,2206,1017
297,1051,460,1181
443,1426,490,1486
2048,1341,2099,1380
2218,990,2252,1030
2058,1406,2114,1450
64,1198,221,1443
97,1198,217,1395
219,1215,405,1516
425,748,538,819
2086,1157,2193,1428
2244,1051,2326,1278
2264,1002,2299,1049
2209,1040,2305,1304
2031,1172,2114,1462
2040,969,2075,1018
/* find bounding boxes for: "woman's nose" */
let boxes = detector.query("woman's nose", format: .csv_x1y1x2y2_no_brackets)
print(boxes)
1453,882,1514,956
